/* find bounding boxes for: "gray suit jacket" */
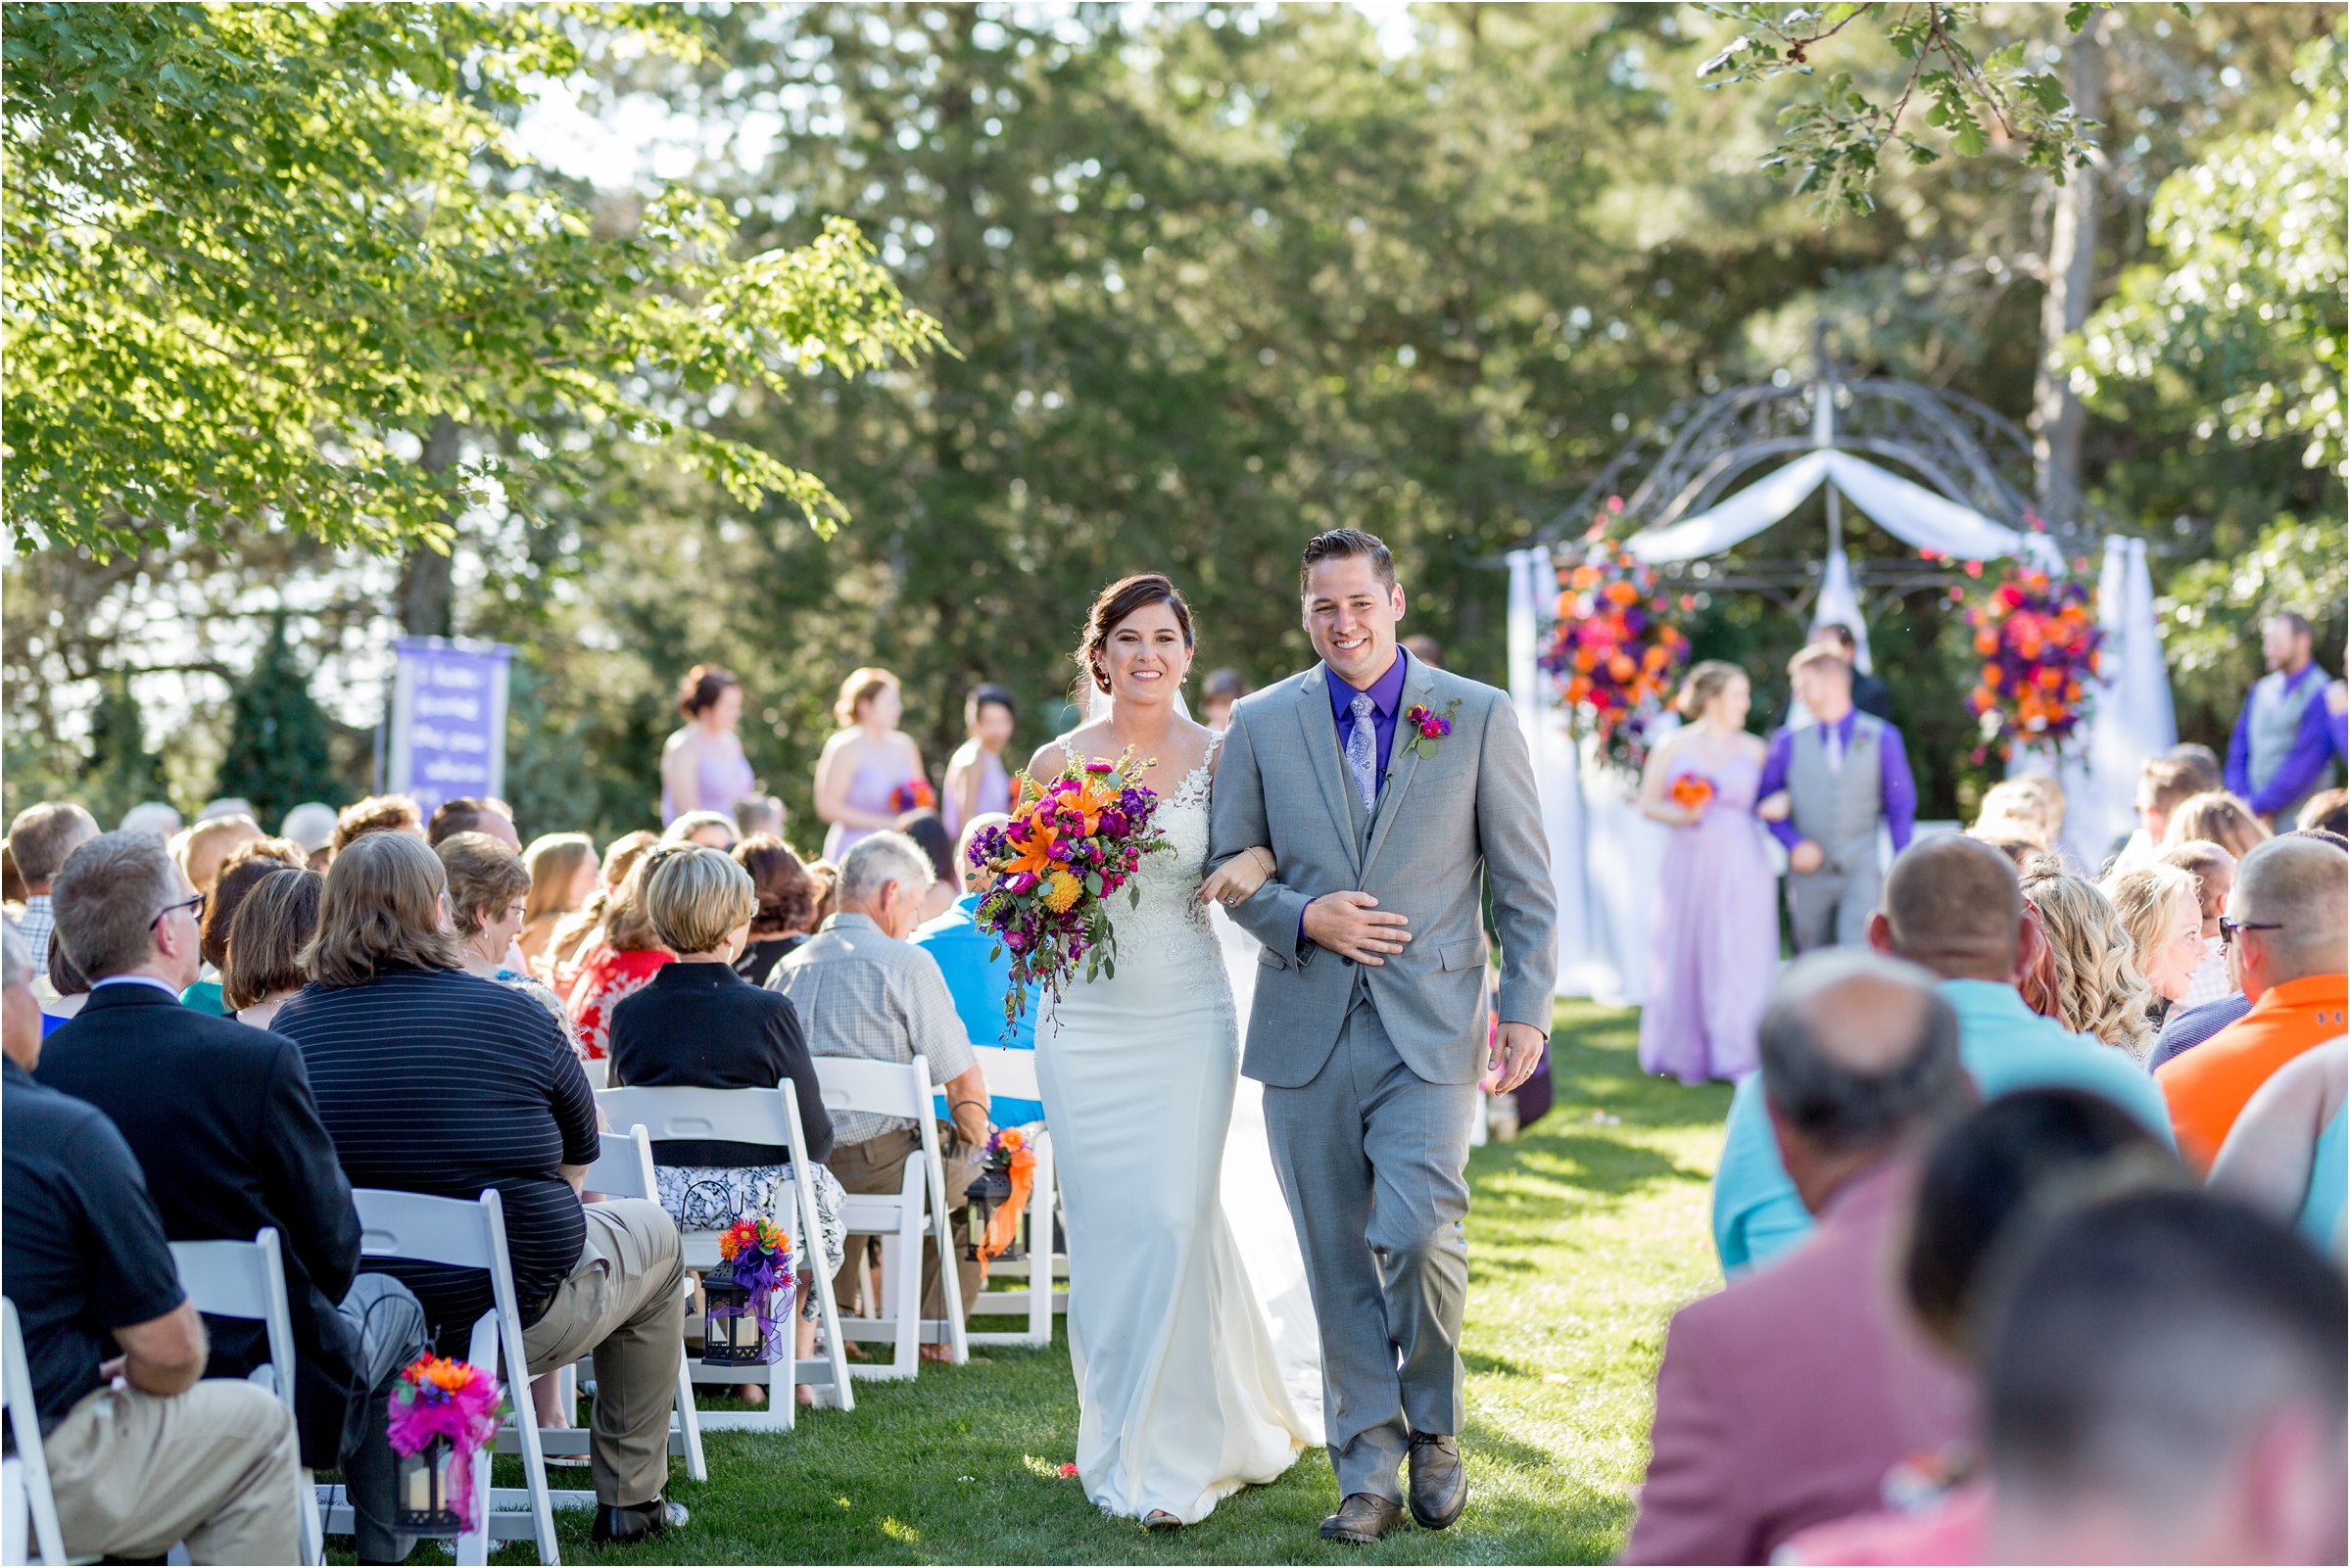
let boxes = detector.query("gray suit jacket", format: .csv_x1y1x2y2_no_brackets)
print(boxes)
1209,657,1559,1088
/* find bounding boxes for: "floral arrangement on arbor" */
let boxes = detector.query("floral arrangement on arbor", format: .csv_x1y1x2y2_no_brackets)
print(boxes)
1966,567,2102,756
970,750,1172,1025
1539,529,1690,773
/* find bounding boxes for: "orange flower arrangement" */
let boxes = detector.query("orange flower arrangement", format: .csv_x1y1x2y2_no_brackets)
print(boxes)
1667,773,1715,811
1966,567,2101,757
1540,525,1690,773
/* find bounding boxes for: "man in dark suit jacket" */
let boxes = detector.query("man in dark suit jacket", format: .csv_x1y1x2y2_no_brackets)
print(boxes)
37,833,427,1563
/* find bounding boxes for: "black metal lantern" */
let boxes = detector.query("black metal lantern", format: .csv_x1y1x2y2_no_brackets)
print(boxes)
702,1279,763,1366
395,1435,461,1535
964,1167,1015,1261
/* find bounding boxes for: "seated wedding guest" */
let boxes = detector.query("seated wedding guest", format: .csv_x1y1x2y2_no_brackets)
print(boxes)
33,835,425,1562
942,685,1017,840
519,832,599,975
441,832,574,1034
731,834,820,987
2158,838,2236,1007
771,831,988,1344
2019,860,2156,1059
1778,1087,2183,1566
2,918,304,1565
2300,785,2350,837
1971,775,2063,857
221,867,322,1029
1712,836,2171,1273
2163,787,2270,862
272,832,691,1544
607,845,846,1402
1626,953,1974,1566
3,837,25,906
41,931,91,1031
330,792,425,856
173,813,264,899
2098,860,2204,1029
2210,1035,2347,1258
547,828,659,992
565,843,682,1059
425,794,520,851
894,809,960,923
119,799,185,841
183,835,305,1015
663,809,738,850
1977,1189,2345,1566
807,858,841,927
1401,633,1445,669
279,800,340,869
197,797,257,823
913,813,1044,1124
2157,835,2349,1171
8,799,98,973
734,793,786,841
1199,668,1250,732
2107,749,2226,871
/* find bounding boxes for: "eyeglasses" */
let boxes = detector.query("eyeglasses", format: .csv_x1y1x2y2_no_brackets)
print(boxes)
151,891,206,929
2217,916,2285,948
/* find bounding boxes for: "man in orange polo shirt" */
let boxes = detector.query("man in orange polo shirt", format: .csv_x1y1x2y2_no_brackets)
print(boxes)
2158,835,2348,1170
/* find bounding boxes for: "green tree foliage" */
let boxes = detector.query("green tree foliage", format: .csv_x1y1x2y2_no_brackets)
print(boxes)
83,673,171,829
213,617,343,829
1,2,948,558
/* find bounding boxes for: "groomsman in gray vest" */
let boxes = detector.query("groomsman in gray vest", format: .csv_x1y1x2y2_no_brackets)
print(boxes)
1755,645,1917,951
2229,612,2336,826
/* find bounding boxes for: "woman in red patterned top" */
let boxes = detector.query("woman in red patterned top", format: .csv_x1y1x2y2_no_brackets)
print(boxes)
563,843,681,1059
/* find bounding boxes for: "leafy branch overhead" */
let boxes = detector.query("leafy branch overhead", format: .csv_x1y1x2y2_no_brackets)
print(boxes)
0,2,949,559
1697,2,2105,215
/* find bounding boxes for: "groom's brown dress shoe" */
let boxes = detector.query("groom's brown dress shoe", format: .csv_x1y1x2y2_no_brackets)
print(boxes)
1319,1493,1405,1544
1408,1433,1466,1530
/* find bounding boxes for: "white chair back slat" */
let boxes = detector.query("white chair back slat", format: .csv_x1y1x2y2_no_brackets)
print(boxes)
167,1229,319,1561
810,1056,968,1375
581,1128,658,1203
963,1045,1040,1104
1,1297,66,1566
812,1055,935,1122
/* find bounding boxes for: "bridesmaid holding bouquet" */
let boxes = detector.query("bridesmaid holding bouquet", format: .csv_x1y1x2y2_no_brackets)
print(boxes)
1635,661,1780,1084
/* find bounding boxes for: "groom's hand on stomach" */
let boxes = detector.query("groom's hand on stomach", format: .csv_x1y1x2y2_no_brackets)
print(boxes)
1303,890,1412,965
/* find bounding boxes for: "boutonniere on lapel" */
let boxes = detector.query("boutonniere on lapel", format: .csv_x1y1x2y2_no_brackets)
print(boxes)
1400,699,1460,762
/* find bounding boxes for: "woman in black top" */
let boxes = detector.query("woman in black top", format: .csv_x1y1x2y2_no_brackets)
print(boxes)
728,835,821,987
607,847,847,1395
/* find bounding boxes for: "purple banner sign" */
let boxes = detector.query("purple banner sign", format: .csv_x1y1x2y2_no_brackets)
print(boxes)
385,639,513,821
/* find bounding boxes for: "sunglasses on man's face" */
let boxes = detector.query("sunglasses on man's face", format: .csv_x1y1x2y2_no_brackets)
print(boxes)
2217,916,2285,948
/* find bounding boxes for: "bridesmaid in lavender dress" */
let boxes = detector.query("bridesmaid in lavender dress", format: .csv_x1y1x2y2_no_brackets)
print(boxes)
815,666,930,862
942,684,1019,840
1635,661,1781,1084
660,664,758,825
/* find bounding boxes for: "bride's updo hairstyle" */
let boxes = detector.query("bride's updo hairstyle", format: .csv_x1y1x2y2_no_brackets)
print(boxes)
1674,660,1744,720
1076,574,1195,693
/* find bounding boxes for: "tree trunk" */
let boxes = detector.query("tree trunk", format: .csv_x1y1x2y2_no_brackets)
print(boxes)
2031,13,2105,531
396,416,461,637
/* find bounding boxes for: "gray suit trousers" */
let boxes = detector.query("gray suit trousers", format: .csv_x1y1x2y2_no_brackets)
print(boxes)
1787,857,1880,952
1264,997,1476,1502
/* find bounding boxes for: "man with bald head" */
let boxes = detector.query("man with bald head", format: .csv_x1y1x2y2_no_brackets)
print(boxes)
1713,833,2173,1271
2157,835,2349,1171
1627,954,1973,1566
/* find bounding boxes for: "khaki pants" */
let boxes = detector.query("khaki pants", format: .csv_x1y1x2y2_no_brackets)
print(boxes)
520,1199,686,1507
828,1125,984,1331
44,1377,300,1564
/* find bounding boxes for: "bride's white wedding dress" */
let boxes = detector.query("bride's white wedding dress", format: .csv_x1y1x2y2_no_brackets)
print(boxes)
1036,733,1321,1523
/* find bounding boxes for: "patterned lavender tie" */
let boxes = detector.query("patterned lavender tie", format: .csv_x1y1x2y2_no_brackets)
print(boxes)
1345,690,1379,812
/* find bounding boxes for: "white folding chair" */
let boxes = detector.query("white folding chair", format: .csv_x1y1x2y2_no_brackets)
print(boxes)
321,1189,578,1567
526,1128,706,1477
1,1297,65,1567
812,1054,969,1377
167,1230,322,1564
577,1056,610,1090
595,1082,856,1427
952,1047,1065,1348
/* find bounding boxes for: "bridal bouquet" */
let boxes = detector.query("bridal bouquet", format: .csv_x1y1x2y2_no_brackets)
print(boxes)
968,750,1172,1025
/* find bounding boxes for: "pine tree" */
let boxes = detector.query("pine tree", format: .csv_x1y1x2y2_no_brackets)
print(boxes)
213,616,342,829
85,670,171,829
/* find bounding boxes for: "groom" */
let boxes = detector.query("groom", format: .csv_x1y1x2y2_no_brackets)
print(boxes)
1210,529,1558,1544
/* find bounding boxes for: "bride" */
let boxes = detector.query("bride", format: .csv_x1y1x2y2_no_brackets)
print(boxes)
1028,572,1320,1527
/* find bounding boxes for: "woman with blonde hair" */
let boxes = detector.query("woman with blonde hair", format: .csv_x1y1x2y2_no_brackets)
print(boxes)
2097,860,2205,1028
1631,660,1777,1083
563,841,684,1060
545,829,658,992
517,832,599,975
1971,776,2064,855
2162,789,2272,862
2020,859,2157,1060
813,666,929,863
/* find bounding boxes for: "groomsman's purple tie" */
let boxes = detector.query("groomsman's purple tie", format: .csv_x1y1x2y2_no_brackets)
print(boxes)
1346,690,1379,812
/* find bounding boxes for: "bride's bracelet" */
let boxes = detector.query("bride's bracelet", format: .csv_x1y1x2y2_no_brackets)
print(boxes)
1247,847,1276,878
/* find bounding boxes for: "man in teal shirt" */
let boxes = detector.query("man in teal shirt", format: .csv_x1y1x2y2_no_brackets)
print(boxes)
1713,834,2175,1273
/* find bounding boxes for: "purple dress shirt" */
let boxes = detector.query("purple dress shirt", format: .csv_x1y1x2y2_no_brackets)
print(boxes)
1753,710,1918,854
2248,675,2346,818
2229,663,2326,805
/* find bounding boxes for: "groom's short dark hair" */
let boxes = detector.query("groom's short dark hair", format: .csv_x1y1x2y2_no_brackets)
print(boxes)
1301,529,1396,594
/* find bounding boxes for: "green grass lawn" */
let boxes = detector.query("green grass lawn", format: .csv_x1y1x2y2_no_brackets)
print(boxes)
512,1002,1729,1563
